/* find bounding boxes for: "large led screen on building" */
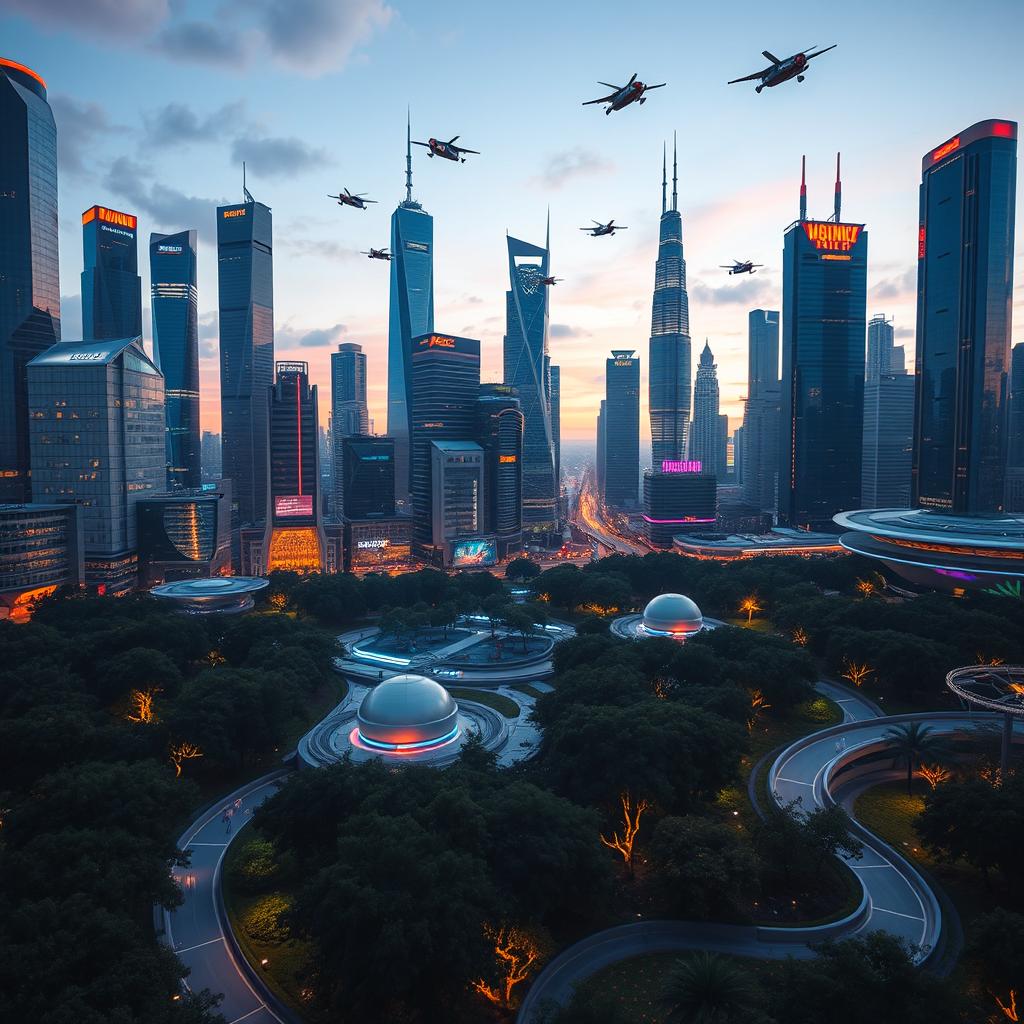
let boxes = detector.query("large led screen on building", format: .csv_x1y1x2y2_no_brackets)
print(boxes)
452,538,497,567
275,495,313,518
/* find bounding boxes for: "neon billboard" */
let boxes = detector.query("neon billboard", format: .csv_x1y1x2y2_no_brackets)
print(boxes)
801,221,862,252
661,459,702,474
275,495,313,518
452,538,497,567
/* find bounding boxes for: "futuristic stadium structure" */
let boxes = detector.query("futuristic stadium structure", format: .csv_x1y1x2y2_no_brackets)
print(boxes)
354,673,460,752
149,577,269,614
611,592,708,641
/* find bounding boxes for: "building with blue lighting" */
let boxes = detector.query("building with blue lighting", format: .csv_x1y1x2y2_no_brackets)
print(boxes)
331,341,370,515
691,341,725,480
150,230,200,490
476,384,524,558
81,204,141,342
603,350,640,508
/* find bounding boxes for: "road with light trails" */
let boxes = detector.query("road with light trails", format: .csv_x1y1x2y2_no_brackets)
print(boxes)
571,468,649,557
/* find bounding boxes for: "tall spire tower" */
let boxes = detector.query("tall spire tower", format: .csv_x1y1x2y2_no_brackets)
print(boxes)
405,108,413,203
799,154,807,220
648,135,692,465
833,152,842,222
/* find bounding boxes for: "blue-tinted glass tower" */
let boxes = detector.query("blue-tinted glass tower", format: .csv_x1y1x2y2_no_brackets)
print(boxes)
504,223,558,541
649,136,691,465
0,59,60,502
81,204,142,341
218,192,274,526
151,230,200,490
780,155,867,530
604,350,641,508
387,117,435,511
912,119,1017,515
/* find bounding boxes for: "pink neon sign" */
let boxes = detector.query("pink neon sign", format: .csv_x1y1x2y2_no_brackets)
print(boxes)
661,459,702,474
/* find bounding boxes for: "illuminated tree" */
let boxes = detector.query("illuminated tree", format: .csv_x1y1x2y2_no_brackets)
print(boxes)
747,689,771,732
205,649,227,667
169,741,203,778
792,626,809,647
919,763,951,790
124,687,160,724
471,924,548,1008
738,595,763,626
855,578,876,598
976,653,1006,667
600,791,649,878
884,722,947,795
993,989,1019,1022
268,592,288,610
841,658,874,688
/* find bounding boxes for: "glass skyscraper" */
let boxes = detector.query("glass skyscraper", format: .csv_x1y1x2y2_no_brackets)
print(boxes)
387,119,434,511
476,384,524,557
150,230,200,490
81,204,142,341
604,350,641,508
741,309,781,514
504,229,557,540
217,195,274,527
649,137,691,465
780,156,868,530
691,341,723,478
912,119,1017,515
0,58,60,503
331,341,369,516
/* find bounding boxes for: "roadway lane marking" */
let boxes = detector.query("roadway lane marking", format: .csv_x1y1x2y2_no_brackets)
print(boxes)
189,842,229,847
872,906,925,922
176,937,225,954
850,864,897,869
776,777,813,786
227,1008,267,1024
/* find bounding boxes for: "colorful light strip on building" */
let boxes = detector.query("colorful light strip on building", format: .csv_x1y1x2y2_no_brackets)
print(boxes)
661,459,702,474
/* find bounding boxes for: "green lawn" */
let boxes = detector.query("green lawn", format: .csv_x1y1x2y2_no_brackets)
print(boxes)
510,683,546,699
449,687,521,718
725,616,774,632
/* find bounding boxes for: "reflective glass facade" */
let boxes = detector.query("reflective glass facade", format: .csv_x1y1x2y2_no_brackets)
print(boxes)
604,351,641,508
912,120,1017,515
691,341,724,478
332,342,369,515
0,503,83,617
780,219,868,529
136,487,231,586
218,200,274,526
151,230,200,489
862,373,914,508
0,60,60,502
741,309,781,514
643,471,716,547
342,435,395,520
81,205,141,341
476,384,524,556
550,364,561,494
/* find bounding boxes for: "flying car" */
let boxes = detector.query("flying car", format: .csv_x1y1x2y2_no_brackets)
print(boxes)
328,189,377,209
540,276,563,286
580,220,627,237
583,73,666,114
412,136,480,162
728,45,837,93
361,248,392,261
721,260,764,275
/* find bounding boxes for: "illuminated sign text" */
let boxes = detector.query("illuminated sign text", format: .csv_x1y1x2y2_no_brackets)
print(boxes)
801,221,862,252
68,352,104,362
661,459,702,474
82,205,137,230
419,335,455,348
357,538,390,549
222,208,247,218
918,226,926,260
157,244,183,254
931,137,960,162
499,455,517,464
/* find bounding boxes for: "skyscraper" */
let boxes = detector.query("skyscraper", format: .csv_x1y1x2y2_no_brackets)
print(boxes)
504,226,558,542
780,155,868,530
912,119,1017,514
604,350,640,508
201,431,222,482
862,373,915,508
741,309,781,515
691,341,724,479
217,190,274,527
342,436,395,520
331,342,369,516
150,230,200,490
0,58,60,503
1008,343,1024,513
81,205,141,341
477,384,524,558
27,336,165,595
550,363,561,498
649,136,692,465
387,117,434,510
865,314,896,383
596,400,607,499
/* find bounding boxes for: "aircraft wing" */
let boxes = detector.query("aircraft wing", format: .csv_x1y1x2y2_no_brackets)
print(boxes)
597,81,621,89
806,43,837,60
411,140,429,147
762,50,782,63
448,135,460,144
644,82,666,90
454,146,480,154
583,92,616,105
728,66,772,84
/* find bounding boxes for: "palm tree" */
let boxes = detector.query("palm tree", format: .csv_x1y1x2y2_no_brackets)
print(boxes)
884,722,947,795
662,952,758,1024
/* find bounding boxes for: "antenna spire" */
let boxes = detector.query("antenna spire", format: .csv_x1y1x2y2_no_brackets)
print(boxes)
661,142,667,215
243,161,254,204
671,131,678,211
799,154,807,221
833,151,842,222
545,206,551,274
405,108,413,203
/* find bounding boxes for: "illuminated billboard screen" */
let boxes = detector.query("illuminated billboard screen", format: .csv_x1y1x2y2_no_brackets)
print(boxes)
275,495,313,518
452,538,497,568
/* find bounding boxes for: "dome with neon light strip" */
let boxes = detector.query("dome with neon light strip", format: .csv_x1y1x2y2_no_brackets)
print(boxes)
356,674,460,751
641,593,703,638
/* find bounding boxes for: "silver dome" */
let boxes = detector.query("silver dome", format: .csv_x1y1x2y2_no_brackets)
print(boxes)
357,674,459,747
642,593,703,636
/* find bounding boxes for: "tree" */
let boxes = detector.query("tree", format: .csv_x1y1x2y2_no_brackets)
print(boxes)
599,791,649,878
472,923,551,1008
738,595,763,625
505,607,536,652
506,557,542,581
965,910,1024,1023
884,722,947,794
482,593,510,636
662,952,761,1024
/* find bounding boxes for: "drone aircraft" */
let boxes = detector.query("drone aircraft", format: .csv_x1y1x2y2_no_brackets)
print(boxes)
328,189,378,209
582,73,666,114
721,260,764,275
361,248,392,261
728,45,837,92
412,136,480,162
580,220,627,237
540,276,563,286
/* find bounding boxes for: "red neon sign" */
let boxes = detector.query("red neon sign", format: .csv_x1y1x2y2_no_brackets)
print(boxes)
918,225,926,260
0,58,46,90
992,122,1014,138
801,221,862,252
931,137,960,162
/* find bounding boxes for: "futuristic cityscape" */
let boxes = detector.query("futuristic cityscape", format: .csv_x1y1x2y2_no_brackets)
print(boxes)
1,3,1023,1024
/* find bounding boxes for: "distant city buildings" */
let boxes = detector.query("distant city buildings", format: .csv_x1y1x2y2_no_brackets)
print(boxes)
150,229,200,490
643,465,715,547
0,58,60,503
1007,342,1024,513
596,400,607,498
341,435,395,520
476,384,524,558
603,350,640,508
331,341,369,516
690,341,726,480
779,155,867,530
865,313,903,382
201,431,222,482
862,373,914,507
741,309,780,517
81,204,141,341
430,441,488,567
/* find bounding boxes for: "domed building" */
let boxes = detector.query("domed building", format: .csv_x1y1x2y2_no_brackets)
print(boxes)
150,577,268,614
640,593,704,639
356,674,460,751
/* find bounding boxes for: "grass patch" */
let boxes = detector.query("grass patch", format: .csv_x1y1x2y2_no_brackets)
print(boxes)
725,616,774,633
449,687,521,718
511,683,546,699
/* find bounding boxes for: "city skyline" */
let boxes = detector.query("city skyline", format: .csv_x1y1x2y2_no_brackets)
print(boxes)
3,2,1023,445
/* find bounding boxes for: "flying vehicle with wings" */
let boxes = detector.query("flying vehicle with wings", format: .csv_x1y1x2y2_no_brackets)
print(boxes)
728,45,837,93
721,260,764,275
580,220,627,237
361,248,392,261
582,73,666,114
412,136,480,162
328,188,377,210
540,276,563,286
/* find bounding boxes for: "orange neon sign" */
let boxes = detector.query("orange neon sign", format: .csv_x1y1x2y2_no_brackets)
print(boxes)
222,208,247,218
802,221,862,252
82,205,137,230
918,226,926,259
420,335,455,348
499,455,517,463
820,254,851,261
0,58,46,90
932,137,960,162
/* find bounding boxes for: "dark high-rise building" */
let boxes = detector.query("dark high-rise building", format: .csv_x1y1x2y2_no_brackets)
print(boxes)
865,313,895,383
691,341,724,479
218,193,274,527
331,341,369,516
201,431,222,482
649,136,691,465
150,230,199,490
0,59,60,503
643,467,716,548
912,119,1017,515
81,205,141,341
862,373,915,508
780,155,868,530
747,308,780,396
263,362,326,574
430,441,489,567
550,363,561,497
504,226,558,541
596,400,607,498
387,118,434,511
1008,342,1024,513
410,333,481,553
741,310,780,516
604,350,640,508
477,384,524,558
342,435,395,520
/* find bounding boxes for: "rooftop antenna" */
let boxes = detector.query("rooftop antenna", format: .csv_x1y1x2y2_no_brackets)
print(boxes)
661,141,667,215
243,161,254,204
405,108,413,203
671,131,678,212
544,205,551,275
833,152,842,222
799,154,807,221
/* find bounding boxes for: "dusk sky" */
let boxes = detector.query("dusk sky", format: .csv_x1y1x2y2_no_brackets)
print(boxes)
3,0,1023,441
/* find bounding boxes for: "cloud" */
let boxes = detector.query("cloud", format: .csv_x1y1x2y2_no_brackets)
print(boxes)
50,95,119,175
870,266,916,302
104,157,228,234
60,294,82,340
143,101,248,148
151,21,253,68
281,238,360,262
231,135,328,178
690,276,772,307
276,323,347,349
894,326,915,340
550,323,587,338
537,147,612,189
4,0,169,38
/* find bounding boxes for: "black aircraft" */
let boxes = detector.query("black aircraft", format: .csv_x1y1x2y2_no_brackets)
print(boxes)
721,260,764,275
361,248,392,261
328,188,378,210
728,45,837,93
412,136,480,162
580,220,627,237
582,73,666,114
540,275,563,286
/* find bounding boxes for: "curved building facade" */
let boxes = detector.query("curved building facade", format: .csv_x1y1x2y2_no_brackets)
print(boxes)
641,592,704,638
356,674,460,750
151,576,268,614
